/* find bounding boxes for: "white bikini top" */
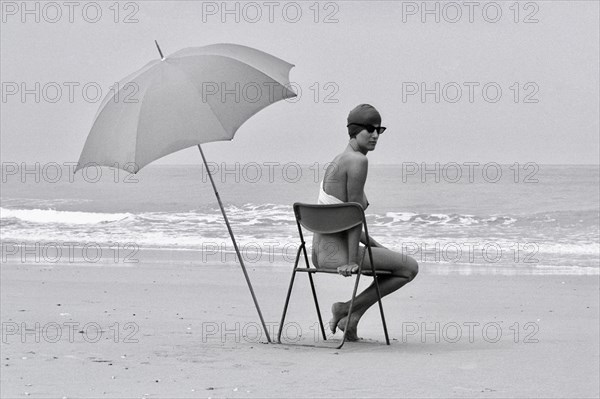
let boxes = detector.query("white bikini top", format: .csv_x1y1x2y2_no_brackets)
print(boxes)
318,180,343,205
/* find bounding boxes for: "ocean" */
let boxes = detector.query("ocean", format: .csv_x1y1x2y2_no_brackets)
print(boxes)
1,163,598,275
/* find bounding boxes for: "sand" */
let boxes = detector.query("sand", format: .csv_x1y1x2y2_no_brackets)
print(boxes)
1,252,599,398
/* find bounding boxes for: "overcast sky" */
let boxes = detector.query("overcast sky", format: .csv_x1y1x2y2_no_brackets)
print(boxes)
1,0,598,166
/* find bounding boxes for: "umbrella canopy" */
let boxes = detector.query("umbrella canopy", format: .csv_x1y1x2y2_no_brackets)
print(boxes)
76,43,296,172
75,42,297,342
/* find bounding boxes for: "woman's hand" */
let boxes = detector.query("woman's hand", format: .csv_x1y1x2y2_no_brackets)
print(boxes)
337,263,360,277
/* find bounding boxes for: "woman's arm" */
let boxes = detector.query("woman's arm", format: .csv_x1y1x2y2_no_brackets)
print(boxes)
346,155,368,208
360,231,386,248
336,155,369,276
346,157,385,249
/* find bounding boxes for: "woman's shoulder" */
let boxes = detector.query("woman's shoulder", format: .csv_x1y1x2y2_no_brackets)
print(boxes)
326,152,367,180
338,152,368,175
335,150,368,166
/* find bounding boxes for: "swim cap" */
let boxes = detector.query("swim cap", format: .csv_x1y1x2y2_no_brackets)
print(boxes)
347,104,382,137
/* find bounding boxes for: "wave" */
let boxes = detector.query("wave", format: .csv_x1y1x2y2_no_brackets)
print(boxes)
2,205,598,235
1,205,597,267
0,204,296,227
372,210,599,230
2,205,597,228
379,212,517,226
0,207,132,225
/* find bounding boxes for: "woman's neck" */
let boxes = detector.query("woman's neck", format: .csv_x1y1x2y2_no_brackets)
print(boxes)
348,139,367,155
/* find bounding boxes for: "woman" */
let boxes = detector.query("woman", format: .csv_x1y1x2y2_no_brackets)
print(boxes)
312,104,419,341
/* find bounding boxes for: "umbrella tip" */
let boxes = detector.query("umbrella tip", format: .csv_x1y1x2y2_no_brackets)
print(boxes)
154,40,165,61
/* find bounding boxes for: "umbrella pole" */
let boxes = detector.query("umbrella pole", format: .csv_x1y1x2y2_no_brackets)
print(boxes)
197,145,272,343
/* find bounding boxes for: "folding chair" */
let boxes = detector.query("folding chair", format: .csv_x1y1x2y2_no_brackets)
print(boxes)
277,202,391,349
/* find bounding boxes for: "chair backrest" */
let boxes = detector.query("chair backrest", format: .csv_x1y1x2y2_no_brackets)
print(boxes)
293,202,365,234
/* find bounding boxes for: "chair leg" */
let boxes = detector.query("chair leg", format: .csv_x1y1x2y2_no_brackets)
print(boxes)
277,246,303,343
337,270,362,349
307,273,326,341
300,243,326,341
372,275,390,345
367,245,390,345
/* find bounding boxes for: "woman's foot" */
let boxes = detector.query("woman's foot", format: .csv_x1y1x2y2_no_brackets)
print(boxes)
337,315,361,341
329,302,347,334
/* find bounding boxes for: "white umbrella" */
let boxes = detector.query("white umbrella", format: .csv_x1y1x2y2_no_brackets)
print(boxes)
76,42,297,342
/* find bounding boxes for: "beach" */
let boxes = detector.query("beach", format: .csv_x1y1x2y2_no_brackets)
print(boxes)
2,165,598,398
2,253,598,398
3,0,599,396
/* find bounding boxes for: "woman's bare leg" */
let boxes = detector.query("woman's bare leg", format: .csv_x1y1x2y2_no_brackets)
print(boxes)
331,247,418,339
329,276,408,333
336,276,409,340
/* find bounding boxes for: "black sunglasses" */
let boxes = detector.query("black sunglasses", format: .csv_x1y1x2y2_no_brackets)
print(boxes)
347,123,386,135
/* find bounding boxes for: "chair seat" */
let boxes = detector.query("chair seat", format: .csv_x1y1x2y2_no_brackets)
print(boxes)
295,267,392,276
